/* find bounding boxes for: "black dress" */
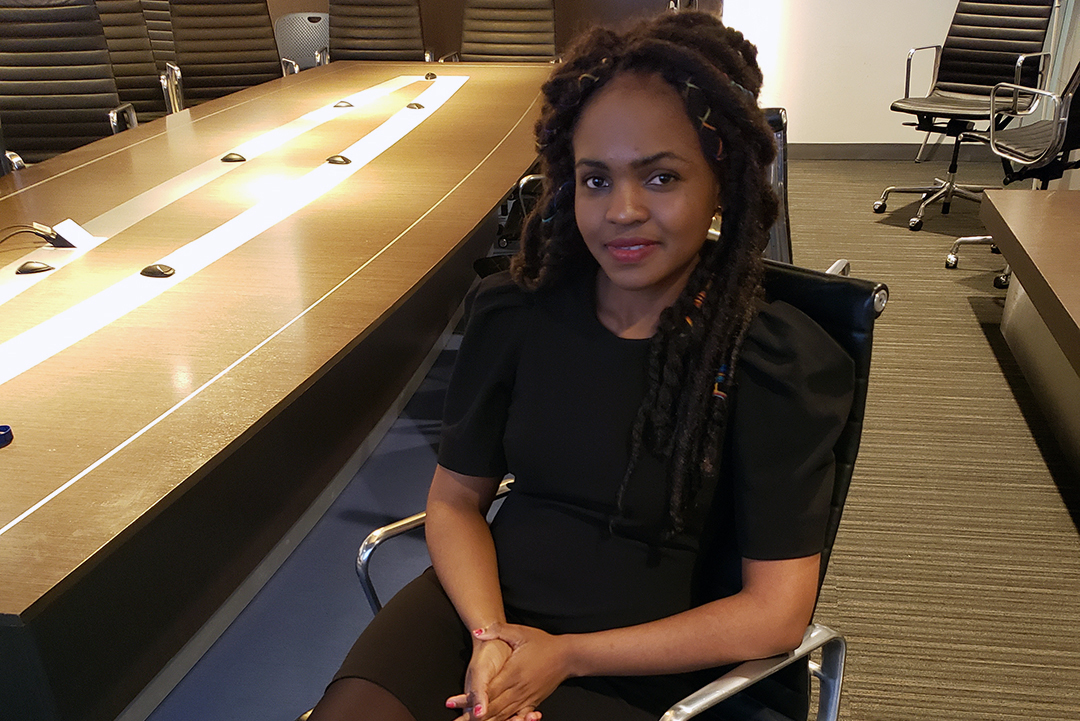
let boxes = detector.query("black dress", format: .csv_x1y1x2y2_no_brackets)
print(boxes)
333,269,855,721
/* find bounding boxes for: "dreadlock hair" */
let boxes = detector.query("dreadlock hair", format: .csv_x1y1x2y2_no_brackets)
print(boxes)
510,10,779,537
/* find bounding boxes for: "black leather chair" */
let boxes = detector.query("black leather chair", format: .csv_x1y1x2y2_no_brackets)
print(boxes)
0,0,137,163
167,0,281,107
355,258,888,721
139,0,175,74
441,0,556,62
872,0,1056,231
763,107,792,264
945,56,1080,287
95,0,167,121
326,0,428,62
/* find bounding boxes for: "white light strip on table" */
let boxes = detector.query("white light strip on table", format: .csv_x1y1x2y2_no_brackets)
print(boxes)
0,75,542,540
0,75,424,308
0,76,467,391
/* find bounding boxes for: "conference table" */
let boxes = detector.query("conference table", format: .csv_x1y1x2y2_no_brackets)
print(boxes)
979,189,1080,473
0,60,551,721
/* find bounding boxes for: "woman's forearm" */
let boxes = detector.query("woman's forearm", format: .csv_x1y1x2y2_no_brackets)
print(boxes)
425,465,506,633
563,554,820,678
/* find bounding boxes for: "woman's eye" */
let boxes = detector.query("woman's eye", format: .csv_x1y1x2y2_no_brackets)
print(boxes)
582,176,608,190
647,172,677,186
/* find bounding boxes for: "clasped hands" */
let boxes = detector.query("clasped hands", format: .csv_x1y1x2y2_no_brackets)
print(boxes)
446,622,573,721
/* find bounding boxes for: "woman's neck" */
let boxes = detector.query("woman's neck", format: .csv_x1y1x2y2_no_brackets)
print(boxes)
594,268,691,340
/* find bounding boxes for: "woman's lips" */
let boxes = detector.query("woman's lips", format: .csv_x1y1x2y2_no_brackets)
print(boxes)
605,239,658,264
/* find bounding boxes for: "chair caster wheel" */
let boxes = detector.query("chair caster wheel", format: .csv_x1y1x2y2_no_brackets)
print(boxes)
908,217,923,231
945,254,958,269
994,274,1010,289
872,201,887,213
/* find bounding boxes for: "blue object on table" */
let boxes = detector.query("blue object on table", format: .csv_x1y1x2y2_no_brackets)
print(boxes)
0,425,12,448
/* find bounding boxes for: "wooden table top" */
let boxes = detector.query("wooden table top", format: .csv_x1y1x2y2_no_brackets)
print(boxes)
0,61,550,622
980,189,1080,376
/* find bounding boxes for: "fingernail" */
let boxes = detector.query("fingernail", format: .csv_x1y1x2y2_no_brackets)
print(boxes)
474,704,484,716
473,628,484,637
446,700,454,708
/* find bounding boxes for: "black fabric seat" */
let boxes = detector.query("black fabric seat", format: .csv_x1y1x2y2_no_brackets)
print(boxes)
168,0,281,106
0,0,127,162
327,0,427,62
872,0,1056,231
95,0,166,120
458,0,555,62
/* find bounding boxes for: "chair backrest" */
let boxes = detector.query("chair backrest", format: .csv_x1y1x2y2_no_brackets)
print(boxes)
762,108,792,265
460,0,555,62
168,0,281,106
760,260,887,587
0,0,123,162
935,0,1055,97
139,0,175,73
328,0,426,61
275,12,329,69
95,0,166,120
1058,57,1080,154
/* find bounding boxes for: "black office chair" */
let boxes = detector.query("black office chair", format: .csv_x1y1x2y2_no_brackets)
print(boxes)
872,0,1056,231
441,0,556,63
95,0,167,121
325,0,428,63
0,0,137,163
355,258,888,721
945,56,1080,287
139,0,175,74
166,0,281,107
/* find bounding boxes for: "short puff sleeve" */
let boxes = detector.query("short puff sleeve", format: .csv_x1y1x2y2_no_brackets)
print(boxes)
437,271,530,478
730,300,855,560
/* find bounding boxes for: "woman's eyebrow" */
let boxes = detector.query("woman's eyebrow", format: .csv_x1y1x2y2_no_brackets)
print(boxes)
575,151,687,171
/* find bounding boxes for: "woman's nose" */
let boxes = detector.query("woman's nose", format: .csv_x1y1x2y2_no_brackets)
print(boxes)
606,182,648,224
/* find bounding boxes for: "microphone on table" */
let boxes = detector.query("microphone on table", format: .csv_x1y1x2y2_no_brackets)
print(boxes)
0,222,76,248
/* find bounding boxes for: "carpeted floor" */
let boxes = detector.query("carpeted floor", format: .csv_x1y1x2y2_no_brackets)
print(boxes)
790,159,1080,720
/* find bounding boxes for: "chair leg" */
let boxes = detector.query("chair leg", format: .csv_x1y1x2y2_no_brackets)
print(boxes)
873,135,996,231
945,235,994,268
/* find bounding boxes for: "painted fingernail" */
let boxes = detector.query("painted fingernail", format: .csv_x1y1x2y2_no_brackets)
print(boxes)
474,704,484,716
473,628,484,636
446,700,455,708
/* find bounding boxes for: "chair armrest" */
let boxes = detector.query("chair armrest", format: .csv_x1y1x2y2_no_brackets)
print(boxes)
356,478,514,615
4,150,25,171
1015,51,1052,88
316,46,330,66
989,82,1064,166
659,623,846,721
108,103,138,134
281,58,300,76
904,45,941,98
439,51,461,63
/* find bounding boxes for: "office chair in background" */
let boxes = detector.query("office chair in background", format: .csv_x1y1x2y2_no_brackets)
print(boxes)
325,0,428,63
96,0,168,121
275,12,328,73
166,0,281,108
354,258,888,721
872,0,1056,231
441,0,556,62
0,0,138,163
945,56,1080,288
139,0,176,74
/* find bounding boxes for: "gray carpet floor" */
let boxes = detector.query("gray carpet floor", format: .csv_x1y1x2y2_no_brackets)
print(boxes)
790,159,1080,720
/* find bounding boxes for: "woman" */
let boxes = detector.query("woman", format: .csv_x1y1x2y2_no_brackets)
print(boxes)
310,10,854,721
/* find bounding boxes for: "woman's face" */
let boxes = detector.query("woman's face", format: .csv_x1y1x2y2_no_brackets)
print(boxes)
573,71,721,304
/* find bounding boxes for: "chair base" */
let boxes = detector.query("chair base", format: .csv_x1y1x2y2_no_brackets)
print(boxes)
873,174,991,231
945,235,1011,288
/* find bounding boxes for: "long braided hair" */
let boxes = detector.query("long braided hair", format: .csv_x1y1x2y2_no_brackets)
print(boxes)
511,11,778,536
